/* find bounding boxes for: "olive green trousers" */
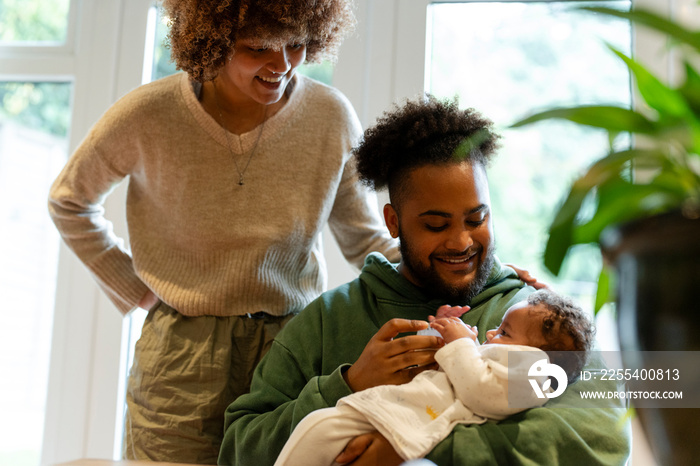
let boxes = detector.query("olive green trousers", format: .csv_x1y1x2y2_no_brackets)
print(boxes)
123,302,293,464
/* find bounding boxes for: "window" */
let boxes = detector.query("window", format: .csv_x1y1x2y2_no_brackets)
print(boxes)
426,1,632,309
1,3,75,464
4,1,158,464
0,81,71,466
0,0,71,44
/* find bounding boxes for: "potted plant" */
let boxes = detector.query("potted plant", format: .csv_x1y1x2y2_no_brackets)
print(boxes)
512,6,700,465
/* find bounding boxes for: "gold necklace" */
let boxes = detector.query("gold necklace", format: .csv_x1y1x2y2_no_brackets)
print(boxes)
213,84,267,186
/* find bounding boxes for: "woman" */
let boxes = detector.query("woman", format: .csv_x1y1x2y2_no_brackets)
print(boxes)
48,0,398,463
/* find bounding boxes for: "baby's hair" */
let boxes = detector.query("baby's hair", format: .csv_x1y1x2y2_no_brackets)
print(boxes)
528,289,595,384
162,0,355,82
353,94,501,208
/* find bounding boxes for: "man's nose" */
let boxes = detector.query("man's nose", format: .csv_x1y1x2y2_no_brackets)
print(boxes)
445,228,474,251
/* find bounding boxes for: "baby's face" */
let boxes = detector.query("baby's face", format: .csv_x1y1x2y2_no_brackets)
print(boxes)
484,301,546,347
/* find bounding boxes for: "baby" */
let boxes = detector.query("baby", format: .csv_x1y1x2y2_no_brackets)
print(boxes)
274,289,594,465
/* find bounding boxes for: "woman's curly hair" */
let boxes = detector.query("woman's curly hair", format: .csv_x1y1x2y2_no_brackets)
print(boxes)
162,0,356,82
528,289,596,384
354,94,501,202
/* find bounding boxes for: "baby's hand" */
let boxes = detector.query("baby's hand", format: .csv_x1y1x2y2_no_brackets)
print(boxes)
434,304,471,319
428,317,478,345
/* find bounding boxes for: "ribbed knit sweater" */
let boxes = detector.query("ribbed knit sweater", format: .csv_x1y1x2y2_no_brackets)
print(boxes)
48,72,398,316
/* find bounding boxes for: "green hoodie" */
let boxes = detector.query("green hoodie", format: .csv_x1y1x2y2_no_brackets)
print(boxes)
219,253,629,465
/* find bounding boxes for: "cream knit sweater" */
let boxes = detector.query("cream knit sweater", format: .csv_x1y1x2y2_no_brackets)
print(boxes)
49,72,398,316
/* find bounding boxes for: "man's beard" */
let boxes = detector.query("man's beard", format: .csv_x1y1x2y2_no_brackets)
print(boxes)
398,236,495,303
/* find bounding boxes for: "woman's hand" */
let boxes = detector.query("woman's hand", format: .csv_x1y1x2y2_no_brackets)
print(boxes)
343,319,444,392
335,432,403,466
506,264,550,290
137,290,160,311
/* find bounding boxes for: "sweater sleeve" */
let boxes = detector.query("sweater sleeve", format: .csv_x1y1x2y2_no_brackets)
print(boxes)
425,355,631,465
48,106,149,314
323,92,399,267
328,156,399,268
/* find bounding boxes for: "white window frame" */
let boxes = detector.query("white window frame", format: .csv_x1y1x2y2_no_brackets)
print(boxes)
4,0,692,463
0,0,154,463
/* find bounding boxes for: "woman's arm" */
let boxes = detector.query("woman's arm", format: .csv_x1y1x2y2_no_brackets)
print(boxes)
48,106,149,313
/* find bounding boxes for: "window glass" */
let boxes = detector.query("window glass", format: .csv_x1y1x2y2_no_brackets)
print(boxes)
0,81,72,465
0,0,71,44
427,1,632,308
148,5,178,82
298,62,333,85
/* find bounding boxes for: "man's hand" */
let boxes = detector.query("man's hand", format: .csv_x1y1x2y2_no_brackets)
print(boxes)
344,318,444,392
335,432,403,466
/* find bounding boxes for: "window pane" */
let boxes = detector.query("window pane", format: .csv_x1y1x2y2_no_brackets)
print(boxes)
0,0,71,44
427,1,631,308
298,62,333,85
148,5,178,82
0,82,71,465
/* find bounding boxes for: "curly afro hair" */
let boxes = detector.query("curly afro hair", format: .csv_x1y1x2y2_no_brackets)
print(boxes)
528,289,596,384
354,94,501,203
162,0,356,82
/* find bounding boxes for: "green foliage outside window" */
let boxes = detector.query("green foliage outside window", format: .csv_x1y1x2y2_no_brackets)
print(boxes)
0,0,72,137
0,0,69,42
0,83,71,137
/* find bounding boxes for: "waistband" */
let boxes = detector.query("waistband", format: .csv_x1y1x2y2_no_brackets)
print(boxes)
240,311,289,319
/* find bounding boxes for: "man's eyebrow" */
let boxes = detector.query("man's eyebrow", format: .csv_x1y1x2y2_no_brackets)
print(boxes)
418,210,451,218
418,204,488,218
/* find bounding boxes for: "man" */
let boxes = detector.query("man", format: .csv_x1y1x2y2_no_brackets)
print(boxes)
219,96,630,465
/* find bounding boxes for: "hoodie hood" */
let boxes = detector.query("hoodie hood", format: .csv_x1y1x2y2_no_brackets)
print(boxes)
358,252,530,335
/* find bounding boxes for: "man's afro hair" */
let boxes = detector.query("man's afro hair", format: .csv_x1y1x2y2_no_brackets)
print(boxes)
354,94,501,192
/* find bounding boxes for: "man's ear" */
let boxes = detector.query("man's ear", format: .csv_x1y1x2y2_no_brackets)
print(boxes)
383,204,399,238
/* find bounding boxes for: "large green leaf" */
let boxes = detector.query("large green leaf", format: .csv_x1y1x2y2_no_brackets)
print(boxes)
653,166,700,201
680,62,700,130
594,267,616,314
543,214,576,277
542,149,663,275
582,7,700,53
610,47,692,119
573,180,683,244
453,129,492,161
544,159,624,268
511,106,657,134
